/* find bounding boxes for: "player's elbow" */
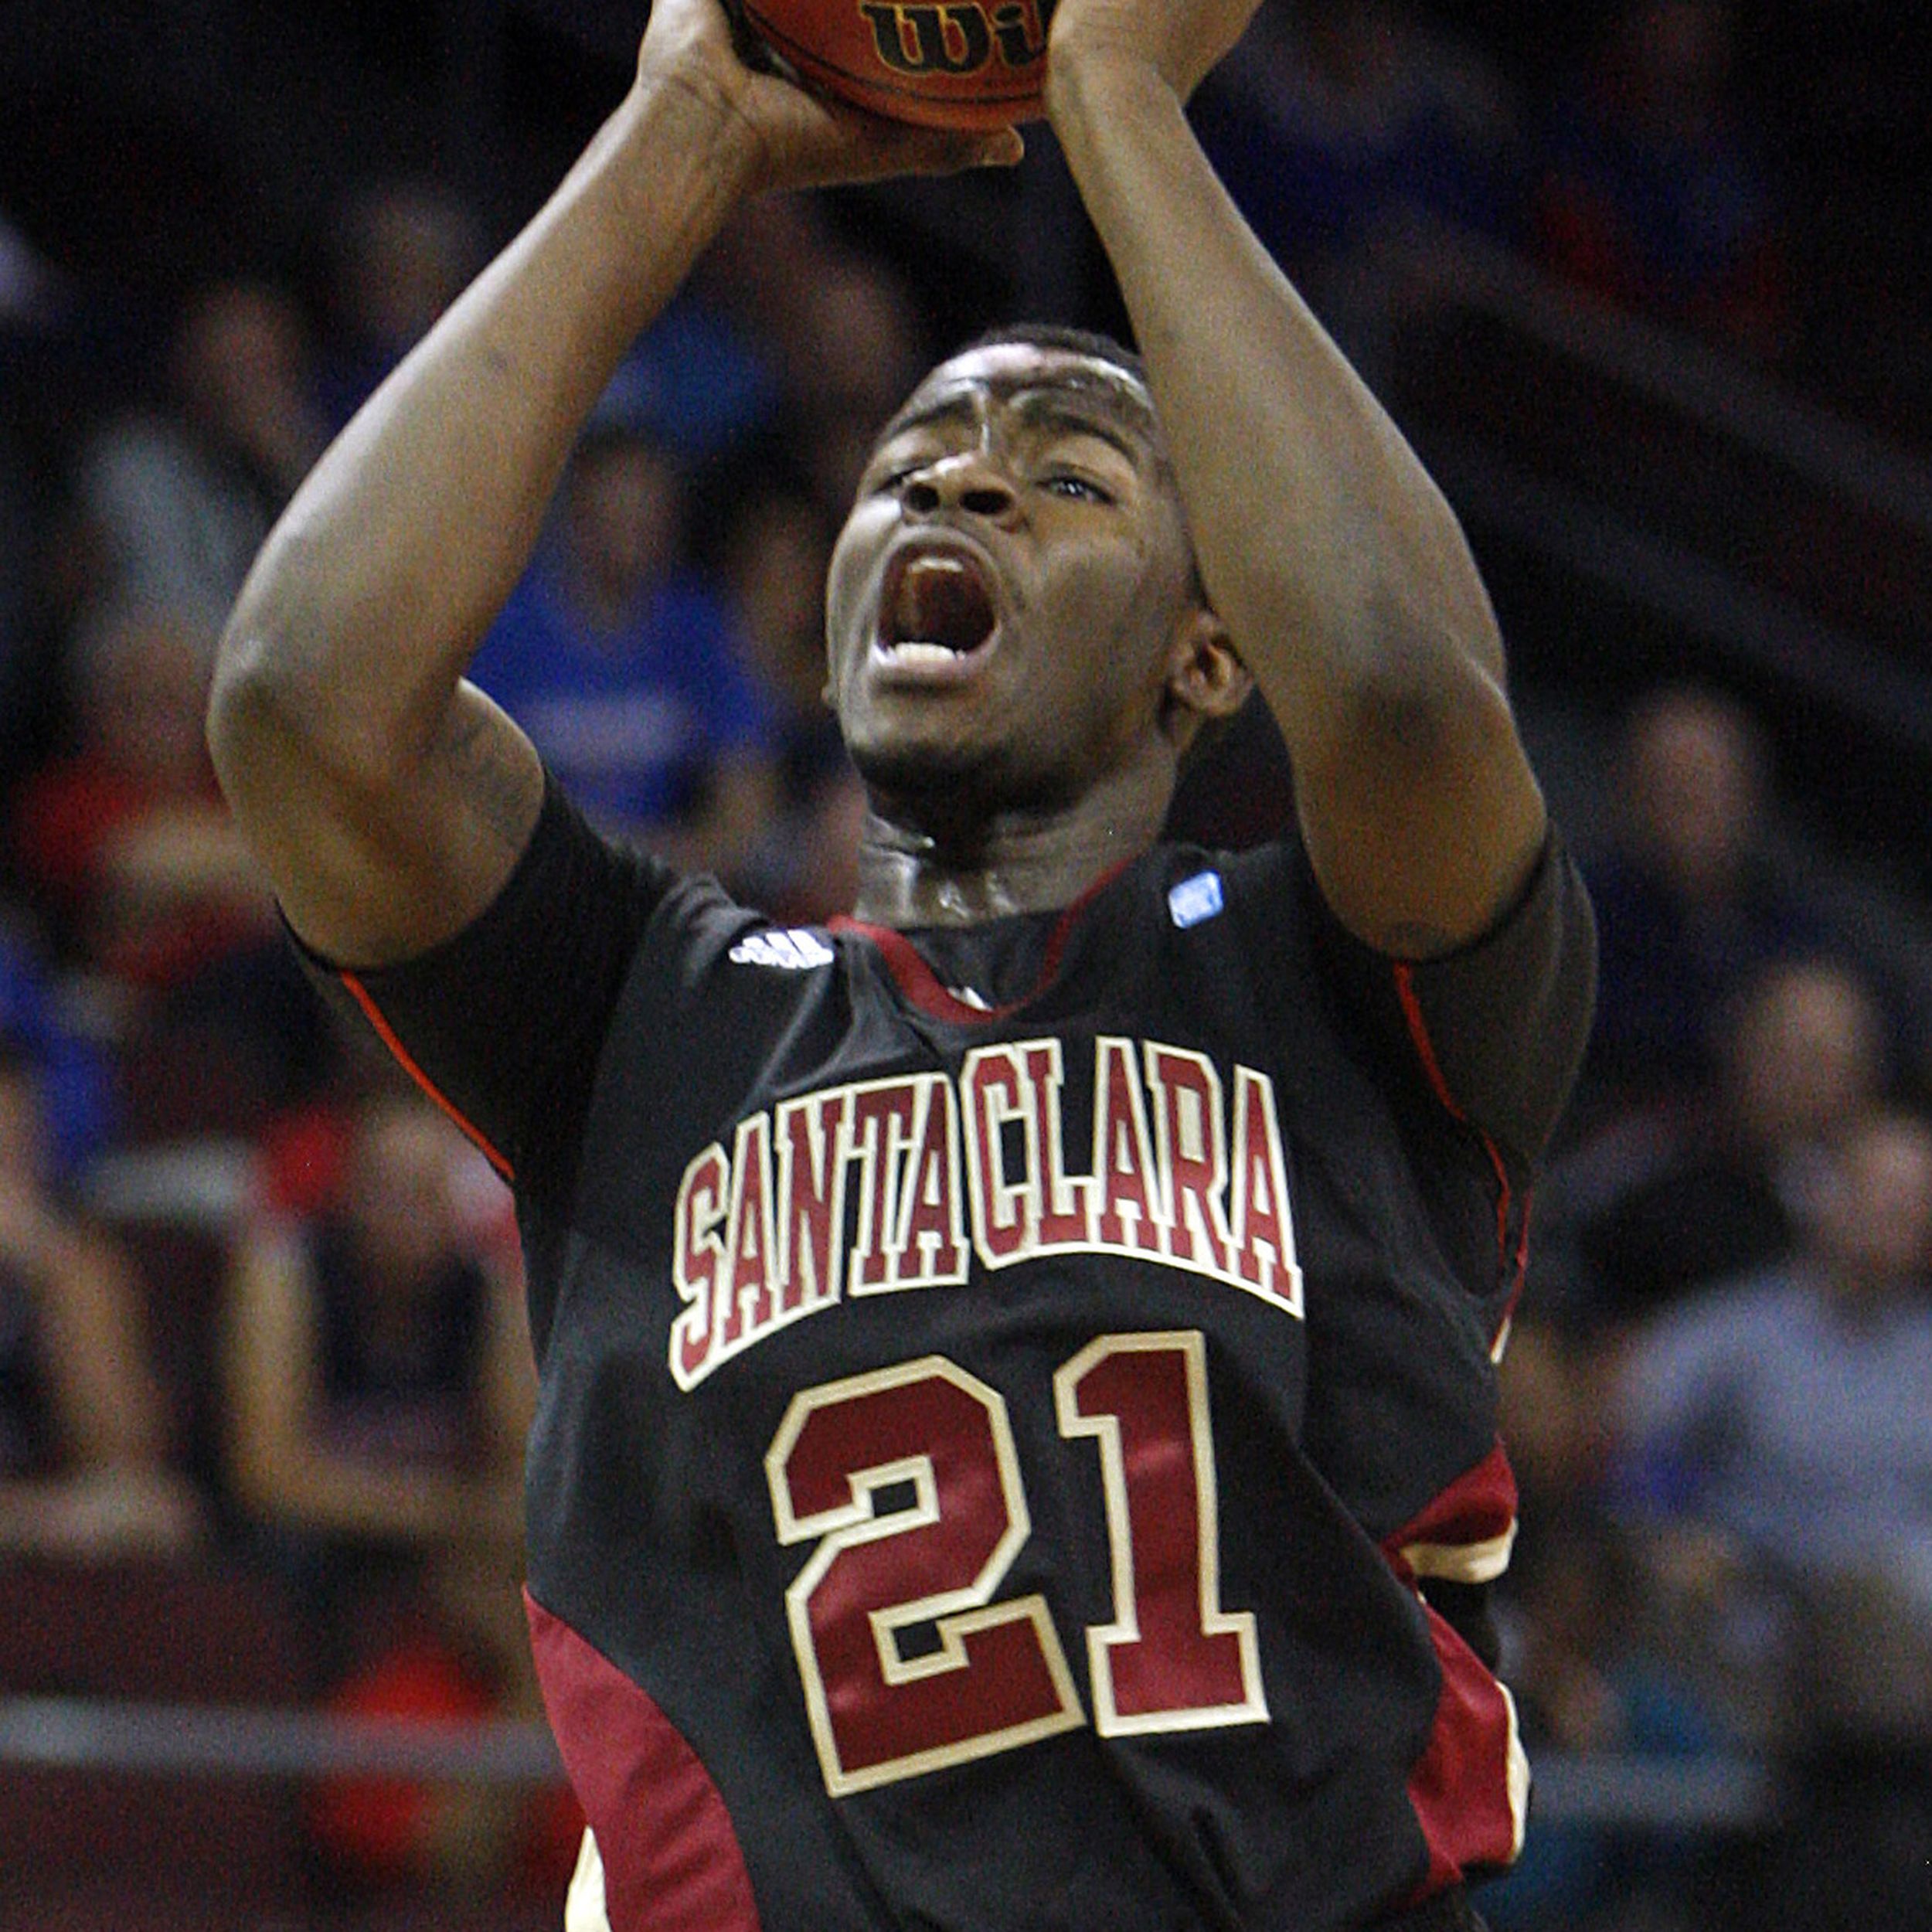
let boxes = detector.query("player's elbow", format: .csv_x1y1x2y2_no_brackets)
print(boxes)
208,625,310,809
207,615,268,759
208,602,386,821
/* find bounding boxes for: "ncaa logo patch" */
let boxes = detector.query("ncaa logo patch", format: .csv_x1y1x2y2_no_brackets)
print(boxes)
1168,871,1225,930
730,928,836,971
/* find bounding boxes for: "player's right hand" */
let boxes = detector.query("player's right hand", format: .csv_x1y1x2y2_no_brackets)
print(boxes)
632,0,1022,199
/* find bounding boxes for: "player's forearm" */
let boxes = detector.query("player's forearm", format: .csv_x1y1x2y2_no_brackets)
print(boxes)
212,83,750,785
1048,54,1544,948
1048,58,1498,711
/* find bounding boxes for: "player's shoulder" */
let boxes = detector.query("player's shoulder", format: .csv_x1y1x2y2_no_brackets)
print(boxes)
619,867,845,1019
1126,830,1299,896
1127,835,1318,947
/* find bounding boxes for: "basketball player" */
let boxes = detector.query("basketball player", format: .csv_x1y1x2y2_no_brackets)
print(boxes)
208,0,1595,1924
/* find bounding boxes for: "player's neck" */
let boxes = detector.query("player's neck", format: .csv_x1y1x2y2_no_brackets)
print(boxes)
849,763,1169,929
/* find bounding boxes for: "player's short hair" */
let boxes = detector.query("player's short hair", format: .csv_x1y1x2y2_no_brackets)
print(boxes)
959,320,1151,394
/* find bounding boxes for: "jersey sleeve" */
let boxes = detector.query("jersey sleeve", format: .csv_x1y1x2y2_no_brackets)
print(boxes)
1317,832,1599,1166
294,774,675,1213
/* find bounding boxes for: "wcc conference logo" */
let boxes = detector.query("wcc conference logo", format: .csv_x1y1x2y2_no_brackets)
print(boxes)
859,0,1047,77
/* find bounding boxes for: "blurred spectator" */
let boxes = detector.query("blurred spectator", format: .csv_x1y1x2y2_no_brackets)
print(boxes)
312,178,485,432
595,195,813,467
8,591,336,1133
1498,1312,1617,1532
603,194,930,491
220,1083,529,1563
0,1032,202,1556
0,445,68,812
1578,684,1834,1122
0,902,114,1179
1604,1102,1932,1930
1189,0,1520,379
772,246,932,522
469,422,778,880
1610,1103,1932,1719
9,597,277,995
699,464,864,921
1546,952,1888,1329
220,1083,543,1895
70,277,325,637
1485,1509,1730,1931
0,237,70,804
1529,0,1791,362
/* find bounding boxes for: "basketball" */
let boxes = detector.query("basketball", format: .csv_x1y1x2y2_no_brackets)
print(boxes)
732,0,1053,131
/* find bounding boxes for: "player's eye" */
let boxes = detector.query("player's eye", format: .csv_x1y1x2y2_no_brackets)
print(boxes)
870,448,944,494
1041,472,1114,504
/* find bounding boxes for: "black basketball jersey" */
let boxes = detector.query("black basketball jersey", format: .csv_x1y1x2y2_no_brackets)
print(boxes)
318,777,1595,1932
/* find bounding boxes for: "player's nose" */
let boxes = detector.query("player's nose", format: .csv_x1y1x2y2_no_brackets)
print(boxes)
902,451,1018,522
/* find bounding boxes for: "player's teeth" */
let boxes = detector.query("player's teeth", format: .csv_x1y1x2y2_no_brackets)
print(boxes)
889,642,958,668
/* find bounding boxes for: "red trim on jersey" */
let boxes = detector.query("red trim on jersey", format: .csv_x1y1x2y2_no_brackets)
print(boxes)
526,1591,763,1932
1403,1602,1522,1895
1379,1440,1519,1589
1390,962,1523,1326
832,857,1134,1024
338,971,514,1182
1381,1445,1525,1898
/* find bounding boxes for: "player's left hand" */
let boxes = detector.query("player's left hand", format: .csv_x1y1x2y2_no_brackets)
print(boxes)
1046,0,1264,103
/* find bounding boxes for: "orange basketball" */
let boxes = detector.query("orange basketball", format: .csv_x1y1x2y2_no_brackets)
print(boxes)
733,0,1053,131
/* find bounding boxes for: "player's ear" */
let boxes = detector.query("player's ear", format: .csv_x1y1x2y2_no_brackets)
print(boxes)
1160,604,1250,746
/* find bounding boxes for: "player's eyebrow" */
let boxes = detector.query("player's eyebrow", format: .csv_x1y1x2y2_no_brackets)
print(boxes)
877,373,1159,470
1005,388,1152,468
876,391,981,444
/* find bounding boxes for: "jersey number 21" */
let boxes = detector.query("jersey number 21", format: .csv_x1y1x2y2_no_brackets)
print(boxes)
766,1329,1269,1796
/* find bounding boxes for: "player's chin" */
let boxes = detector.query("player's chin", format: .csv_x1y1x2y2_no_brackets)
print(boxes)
845,728,988,801
847,727,1077,825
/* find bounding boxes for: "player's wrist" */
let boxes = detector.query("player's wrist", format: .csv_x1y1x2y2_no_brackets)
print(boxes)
609,63,764,216
1043,42,1181,147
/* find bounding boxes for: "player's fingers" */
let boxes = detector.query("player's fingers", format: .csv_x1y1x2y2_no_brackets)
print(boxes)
812,97,1026,176
753,87,1025,189
897,124,1026,175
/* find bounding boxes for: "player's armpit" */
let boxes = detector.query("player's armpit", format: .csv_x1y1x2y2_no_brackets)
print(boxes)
434,684,551,856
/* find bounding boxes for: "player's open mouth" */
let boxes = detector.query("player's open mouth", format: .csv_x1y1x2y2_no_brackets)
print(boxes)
872,549,999,677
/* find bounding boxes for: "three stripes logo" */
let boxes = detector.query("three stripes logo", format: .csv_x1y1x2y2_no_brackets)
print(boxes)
730,929,838,971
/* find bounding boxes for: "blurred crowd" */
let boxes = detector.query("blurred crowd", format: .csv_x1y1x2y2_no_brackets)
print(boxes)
1,1,1929,1923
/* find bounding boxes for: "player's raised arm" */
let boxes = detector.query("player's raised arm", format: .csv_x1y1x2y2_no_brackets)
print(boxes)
1043,0,1547,959
207,0,1019,968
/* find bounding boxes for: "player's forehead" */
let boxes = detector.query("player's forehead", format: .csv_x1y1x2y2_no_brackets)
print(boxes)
879,343,1163,457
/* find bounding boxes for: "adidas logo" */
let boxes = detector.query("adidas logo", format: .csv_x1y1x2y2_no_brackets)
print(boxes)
730,929,837,971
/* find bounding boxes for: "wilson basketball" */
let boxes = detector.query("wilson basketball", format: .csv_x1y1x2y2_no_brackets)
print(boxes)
733,0,1053,131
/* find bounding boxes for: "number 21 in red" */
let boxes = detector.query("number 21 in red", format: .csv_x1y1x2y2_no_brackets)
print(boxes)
766,1331,1267,1796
